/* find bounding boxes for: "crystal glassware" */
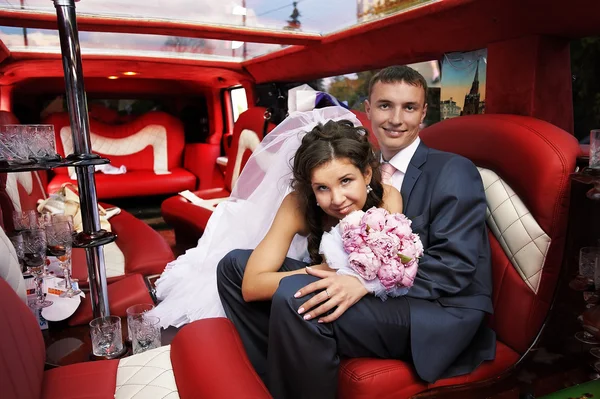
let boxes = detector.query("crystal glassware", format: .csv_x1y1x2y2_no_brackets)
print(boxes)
27,125,57,160
8,232,25,273
46,221,81,297
22,229,52,309
13,210,38,231
89,316,124,357
126,303,155,342
0,125,30,163
131,315,161,355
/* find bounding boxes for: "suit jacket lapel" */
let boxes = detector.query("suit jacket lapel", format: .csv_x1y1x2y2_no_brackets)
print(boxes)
401,141,428,206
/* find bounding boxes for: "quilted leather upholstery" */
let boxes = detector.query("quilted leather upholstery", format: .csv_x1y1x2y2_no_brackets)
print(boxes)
479,167,550,293
116,346,179,399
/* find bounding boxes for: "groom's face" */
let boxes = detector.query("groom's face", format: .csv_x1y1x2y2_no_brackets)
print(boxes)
365,80,427,161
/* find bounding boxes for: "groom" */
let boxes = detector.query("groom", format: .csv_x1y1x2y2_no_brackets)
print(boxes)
362,65,496,380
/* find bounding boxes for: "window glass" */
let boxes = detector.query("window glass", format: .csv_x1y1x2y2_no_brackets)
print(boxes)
231,87,249,122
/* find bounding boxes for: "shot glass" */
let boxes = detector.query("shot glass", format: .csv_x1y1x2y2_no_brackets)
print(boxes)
131,315,161,355
89,316,124,357
126,303,155,342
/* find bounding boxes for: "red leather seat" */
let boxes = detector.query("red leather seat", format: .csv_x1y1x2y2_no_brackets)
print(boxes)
161,107,275,250
351,110,379,149
338,114,580,398
44,111,197,200
0,277,270,399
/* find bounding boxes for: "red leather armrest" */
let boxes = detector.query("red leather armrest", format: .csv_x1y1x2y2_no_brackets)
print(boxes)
184,143,221,190
170,318,272,399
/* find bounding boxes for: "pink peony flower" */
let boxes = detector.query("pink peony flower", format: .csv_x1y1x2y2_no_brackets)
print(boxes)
343,230,366,254
340,210,364,233
377,261,404,290
348,246,380,280
361,207,389,233
400,259,418,288
385,213,413,238
366,231,400,263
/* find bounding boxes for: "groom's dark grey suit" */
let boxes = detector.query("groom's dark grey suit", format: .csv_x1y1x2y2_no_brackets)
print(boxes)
399,141,495,382
217,141,495,399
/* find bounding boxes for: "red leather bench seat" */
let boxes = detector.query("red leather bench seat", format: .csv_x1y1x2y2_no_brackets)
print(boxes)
44,111,197,200
48,168,196,199
338,341,519,398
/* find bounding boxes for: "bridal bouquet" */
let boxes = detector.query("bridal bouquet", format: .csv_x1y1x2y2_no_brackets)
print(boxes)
320,207,424,299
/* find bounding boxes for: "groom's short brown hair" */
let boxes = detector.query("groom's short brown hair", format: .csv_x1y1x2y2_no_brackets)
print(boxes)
368,65,428,104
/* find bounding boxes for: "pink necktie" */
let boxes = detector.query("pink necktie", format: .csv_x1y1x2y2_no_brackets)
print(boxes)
380,162,397,185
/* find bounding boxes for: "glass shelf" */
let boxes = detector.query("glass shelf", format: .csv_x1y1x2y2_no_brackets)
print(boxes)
72,230,117,249
0,154,110,173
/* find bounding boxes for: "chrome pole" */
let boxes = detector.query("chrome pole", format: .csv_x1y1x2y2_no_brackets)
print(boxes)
52,0,110,318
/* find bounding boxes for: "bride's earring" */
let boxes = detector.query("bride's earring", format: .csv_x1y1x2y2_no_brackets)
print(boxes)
366,185,373,193
316,202,320,207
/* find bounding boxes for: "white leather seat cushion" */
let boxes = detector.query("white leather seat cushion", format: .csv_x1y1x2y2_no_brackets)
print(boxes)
115,345,179,399
0,226,27,303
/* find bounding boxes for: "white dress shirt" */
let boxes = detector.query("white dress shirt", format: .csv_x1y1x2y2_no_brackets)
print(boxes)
380,137,421,191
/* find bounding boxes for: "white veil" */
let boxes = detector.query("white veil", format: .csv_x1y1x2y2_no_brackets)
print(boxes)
152,105,361,328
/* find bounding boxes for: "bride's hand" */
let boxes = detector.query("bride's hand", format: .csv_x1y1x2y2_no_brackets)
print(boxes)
295,266,368,323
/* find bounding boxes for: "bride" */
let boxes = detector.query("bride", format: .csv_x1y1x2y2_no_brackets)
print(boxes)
150,93,362,328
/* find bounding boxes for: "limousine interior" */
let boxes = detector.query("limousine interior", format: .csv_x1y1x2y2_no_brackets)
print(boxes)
0,0,599,398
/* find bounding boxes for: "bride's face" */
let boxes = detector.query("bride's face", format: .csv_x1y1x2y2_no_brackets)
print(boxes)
310,157,372,220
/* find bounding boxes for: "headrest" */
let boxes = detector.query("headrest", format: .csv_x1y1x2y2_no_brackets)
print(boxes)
0,111,19,125
420,114,580,235
351,110,378,149
233,107,275,139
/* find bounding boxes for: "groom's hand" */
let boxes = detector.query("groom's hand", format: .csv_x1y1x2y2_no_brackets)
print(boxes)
294,267,368,323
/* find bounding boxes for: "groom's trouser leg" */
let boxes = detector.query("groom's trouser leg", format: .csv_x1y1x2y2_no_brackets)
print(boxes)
267,274,411,399
216,249,307,382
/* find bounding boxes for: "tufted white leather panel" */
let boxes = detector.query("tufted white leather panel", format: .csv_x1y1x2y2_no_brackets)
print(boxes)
115,345,179,399
0,226,27,303
61,125,171,176
478,167,550,293
5,172,32,213
231,128,261,188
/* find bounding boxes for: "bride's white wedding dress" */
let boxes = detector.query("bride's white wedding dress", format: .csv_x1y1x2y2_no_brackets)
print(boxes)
150,104,361,328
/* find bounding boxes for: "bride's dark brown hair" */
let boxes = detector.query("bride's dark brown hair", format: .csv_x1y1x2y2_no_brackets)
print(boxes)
291,119,383,264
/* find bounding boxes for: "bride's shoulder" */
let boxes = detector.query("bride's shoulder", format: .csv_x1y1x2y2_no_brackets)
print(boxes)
381,184,403,214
